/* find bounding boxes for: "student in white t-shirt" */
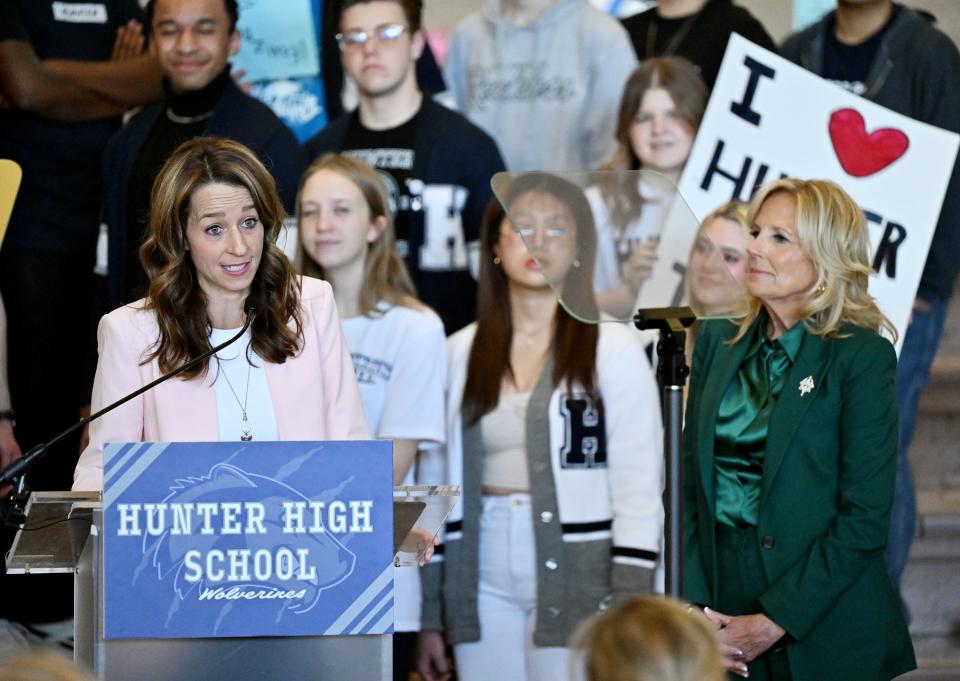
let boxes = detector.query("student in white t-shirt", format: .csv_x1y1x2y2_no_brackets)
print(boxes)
296,153,446,680
589,57,707,319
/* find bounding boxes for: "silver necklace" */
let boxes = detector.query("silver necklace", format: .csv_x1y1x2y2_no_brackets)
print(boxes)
218,356,253,441
165,107,214,125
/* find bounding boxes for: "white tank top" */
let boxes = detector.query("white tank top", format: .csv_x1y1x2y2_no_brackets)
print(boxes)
480,390,531,491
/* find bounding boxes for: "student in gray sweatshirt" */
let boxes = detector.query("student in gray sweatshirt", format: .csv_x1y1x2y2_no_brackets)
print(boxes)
444,0,637,173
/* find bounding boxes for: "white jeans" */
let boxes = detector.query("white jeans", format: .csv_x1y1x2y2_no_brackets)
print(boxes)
453,494,570,681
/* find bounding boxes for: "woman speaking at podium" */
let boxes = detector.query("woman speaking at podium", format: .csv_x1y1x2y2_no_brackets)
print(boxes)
73,137,369,491
682,179,915,680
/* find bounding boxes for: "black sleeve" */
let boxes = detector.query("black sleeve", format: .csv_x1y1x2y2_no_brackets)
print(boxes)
0,0,28,41
620,13,650,61
320,0,345,121
459,127,507,243
911,28,960,300
416,40,446,95
780,32,804,65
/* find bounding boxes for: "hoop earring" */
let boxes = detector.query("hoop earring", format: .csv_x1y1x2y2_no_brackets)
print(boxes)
493,255,502,265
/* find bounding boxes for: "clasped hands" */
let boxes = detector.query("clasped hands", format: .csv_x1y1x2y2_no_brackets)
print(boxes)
701,607,786,678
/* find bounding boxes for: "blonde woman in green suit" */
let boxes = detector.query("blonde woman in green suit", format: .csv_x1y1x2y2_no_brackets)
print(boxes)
682,178,915,681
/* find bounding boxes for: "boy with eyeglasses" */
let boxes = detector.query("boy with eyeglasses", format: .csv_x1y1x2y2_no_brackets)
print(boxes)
305,0,506,338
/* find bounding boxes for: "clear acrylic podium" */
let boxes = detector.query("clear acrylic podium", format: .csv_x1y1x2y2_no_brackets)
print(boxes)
6,487,458,681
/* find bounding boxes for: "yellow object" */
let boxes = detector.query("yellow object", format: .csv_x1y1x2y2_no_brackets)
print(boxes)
0,159,23,249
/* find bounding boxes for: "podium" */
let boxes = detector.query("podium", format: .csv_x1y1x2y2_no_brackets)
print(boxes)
5,451,457,681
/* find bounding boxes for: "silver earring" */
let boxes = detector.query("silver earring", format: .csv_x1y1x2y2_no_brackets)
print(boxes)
493,255,502,265
573,258,581,268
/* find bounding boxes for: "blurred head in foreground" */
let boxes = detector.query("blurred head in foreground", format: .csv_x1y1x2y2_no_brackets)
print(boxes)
574,596,724,681
0,649,97,681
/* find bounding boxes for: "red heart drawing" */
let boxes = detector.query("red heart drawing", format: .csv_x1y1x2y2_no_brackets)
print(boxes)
828,108,909,178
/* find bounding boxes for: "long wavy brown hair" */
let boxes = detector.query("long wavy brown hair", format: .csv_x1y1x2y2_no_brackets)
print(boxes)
295,154,420,317
462,173,599,425
139,137,303,379
600,57,707,234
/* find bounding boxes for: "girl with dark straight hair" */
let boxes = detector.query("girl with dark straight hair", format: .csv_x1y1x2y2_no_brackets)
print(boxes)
418,173,664,681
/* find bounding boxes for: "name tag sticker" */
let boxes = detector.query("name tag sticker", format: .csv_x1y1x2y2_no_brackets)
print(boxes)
52,2,108,23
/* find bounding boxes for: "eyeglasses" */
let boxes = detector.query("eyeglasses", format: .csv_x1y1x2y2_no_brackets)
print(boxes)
336,23,409,51
511,222,573,241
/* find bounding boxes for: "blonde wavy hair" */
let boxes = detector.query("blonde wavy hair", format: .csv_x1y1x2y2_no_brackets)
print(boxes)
574,596,724,681
687,199,751,318
295,154,420,317
733,178,897,343
702,200,750,237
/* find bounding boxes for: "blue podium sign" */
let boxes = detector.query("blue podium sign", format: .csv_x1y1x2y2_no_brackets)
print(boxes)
102,441,394,640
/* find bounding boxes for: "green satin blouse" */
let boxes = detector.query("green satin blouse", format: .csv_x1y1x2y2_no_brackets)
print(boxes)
713,317,805,528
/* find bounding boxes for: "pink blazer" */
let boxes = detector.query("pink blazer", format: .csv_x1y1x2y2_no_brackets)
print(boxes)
73,277,370,491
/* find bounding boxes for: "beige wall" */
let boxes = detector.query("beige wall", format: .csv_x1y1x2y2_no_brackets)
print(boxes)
895,0,960,45
423,0,476,32
738,0,793,42
425,1,960,49
740,0,960,45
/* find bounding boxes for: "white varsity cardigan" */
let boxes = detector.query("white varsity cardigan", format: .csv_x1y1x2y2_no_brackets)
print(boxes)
420,321,664,646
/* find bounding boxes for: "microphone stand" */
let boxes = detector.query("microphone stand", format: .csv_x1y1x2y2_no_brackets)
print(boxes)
0,313,255,526
634,306,695,598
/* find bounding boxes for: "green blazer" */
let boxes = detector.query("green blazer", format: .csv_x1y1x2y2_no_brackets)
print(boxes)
682,317,915,681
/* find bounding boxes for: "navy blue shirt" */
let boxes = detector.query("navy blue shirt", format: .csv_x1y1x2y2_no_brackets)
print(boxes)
821,5,902,96
0,0,143,255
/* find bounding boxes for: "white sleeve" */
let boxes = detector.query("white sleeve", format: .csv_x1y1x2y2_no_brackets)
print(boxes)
310,282,371,440
442,24,470,112
601,329,664,575
376,312,447,447
587,187,622,294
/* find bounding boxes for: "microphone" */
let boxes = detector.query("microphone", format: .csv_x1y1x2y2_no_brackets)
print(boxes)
0,310,256,488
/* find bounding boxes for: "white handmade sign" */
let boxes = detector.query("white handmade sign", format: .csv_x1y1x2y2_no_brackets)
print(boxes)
645,34,959,352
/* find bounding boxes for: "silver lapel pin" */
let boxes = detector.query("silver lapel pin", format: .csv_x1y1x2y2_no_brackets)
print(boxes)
799,375,815,396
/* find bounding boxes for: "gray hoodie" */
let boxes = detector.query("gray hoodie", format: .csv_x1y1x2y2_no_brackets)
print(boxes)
444,0,637,173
